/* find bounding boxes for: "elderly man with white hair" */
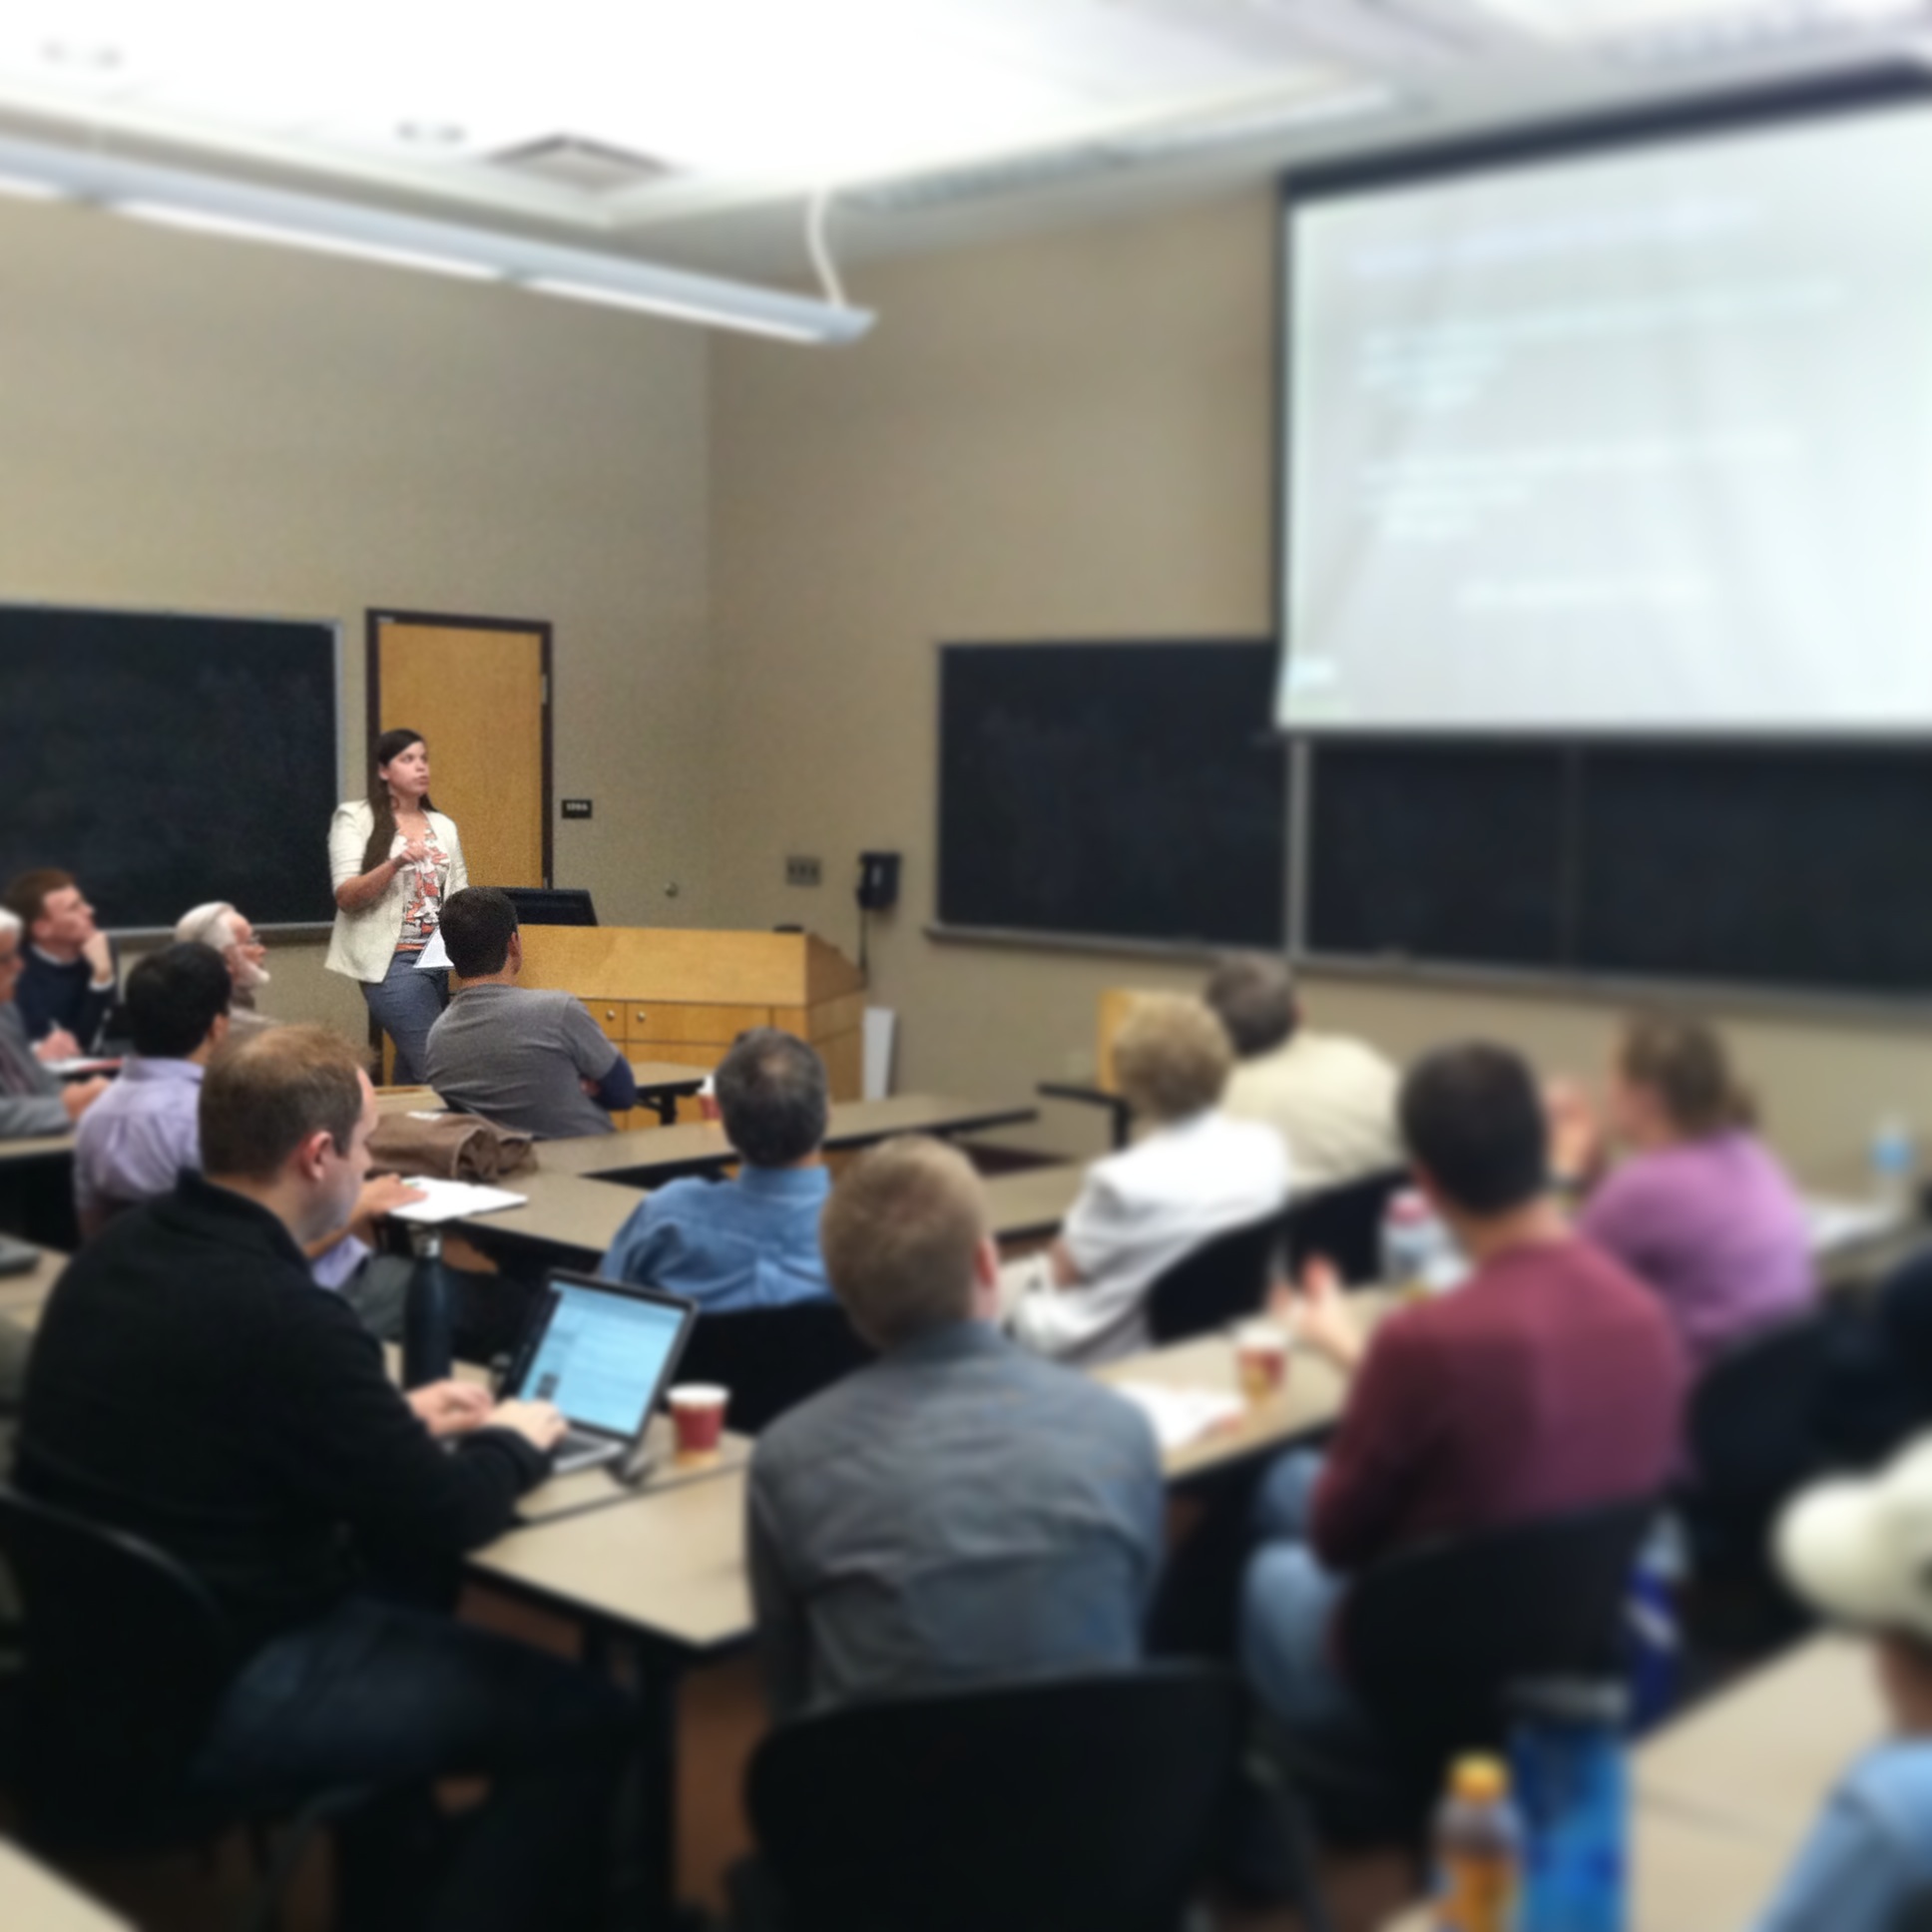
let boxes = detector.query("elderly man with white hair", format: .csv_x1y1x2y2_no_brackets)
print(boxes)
0,908,109,1139
175,901,276,1037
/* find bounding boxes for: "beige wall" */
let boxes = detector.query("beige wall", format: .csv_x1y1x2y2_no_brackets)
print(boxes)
0,193,714,1041
711,189,1932,1180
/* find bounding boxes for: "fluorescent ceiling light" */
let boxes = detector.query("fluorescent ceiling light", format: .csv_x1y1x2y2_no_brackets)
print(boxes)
0,171,65,200
1105,86,1404,161
0,130,870,343
524,277,819,341
117,201,499,278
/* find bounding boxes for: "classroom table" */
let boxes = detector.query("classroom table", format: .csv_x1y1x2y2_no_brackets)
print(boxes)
626,1064,711,1127
456,1159,1092,1273
0,1132,76,1167
1635,1632,1879,1844
982,1162,1087,1245
0,1837,130,1932
470,1468,753,1931
535,1094,1039,1184
0,1243,65,1317
446,1170,649,1269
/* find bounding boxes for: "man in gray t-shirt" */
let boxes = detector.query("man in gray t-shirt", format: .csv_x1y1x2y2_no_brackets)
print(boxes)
423,890,637,1141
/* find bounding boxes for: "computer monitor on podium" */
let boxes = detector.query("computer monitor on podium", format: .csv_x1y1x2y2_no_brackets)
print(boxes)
504,888,598,927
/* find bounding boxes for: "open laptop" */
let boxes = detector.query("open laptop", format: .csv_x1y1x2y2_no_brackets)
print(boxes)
501,1270,698,1476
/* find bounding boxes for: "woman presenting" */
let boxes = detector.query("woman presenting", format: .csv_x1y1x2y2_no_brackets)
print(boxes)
326,726,467,1085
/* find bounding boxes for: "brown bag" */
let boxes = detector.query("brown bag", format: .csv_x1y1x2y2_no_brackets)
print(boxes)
367,1110,537,1182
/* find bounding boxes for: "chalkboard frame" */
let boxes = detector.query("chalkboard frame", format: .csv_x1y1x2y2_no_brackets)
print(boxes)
1270,64,1932,737
0,599,343,937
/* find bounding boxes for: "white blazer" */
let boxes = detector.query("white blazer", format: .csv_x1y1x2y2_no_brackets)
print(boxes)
324,799,468,983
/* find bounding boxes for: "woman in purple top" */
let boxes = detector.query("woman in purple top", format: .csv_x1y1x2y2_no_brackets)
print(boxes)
1549,1011,1813,1370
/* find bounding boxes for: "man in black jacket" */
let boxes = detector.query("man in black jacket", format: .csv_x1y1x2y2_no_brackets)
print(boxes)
19,1025,631,1931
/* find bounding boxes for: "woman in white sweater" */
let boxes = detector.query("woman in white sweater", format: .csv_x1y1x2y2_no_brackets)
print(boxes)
325,726,467,1085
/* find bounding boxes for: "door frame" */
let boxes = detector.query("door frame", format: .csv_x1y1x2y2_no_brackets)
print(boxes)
364,608,556,887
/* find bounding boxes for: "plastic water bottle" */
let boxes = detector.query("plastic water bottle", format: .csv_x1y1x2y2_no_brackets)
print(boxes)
1432,1753,1523,1932
1509,1680,1629,1932
401,1227,453,1389
1870,1114,1917,1217
1381,1190,1441,1300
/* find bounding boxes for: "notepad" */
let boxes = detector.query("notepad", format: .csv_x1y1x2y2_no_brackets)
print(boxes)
1113,1382,1247,1453
386,1178,529,1224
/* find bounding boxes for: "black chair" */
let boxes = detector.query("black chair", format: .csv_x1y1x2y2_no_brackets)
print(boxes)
1281,1168,1408,1285
740,1664,1254,1932
675,1297,876,1436
0,1483,364,1929
1896,1886,1932,1932
1681,1309,1838,1650
1146,1210,1288,1345
1285,1496,1657,1837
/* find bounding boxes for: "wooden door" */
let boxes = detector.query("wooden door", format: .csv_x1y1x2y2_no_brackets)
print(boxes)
367,612,551,889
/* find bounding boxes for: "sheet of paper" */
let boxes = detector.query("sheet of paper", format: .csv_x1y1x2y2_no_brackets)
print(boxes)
386,1177,528,1224
1113,1381,1246,1453
413,929,451,971
1802,1194,1906,1256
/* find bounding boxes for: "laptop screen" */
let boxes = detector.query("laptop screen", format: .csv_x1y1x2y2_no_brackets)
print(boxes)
517,1278,691,1438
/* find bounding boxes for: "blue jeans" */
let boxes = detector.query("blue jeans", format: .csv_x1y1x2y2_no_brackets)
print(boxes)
187,1596,633,1932
362,949,447,1086
1240,1449,1362,1733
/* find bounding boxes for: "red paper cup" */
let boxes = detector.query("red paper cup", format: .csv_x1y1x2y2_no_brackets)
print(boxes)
670,1383,727,1457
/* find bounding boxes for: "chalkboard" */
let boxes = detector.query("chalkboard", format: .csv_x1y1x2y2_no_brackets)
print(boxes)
937,642,1287,949
1307,742,1568,969
0,606,339,931
1306,738,1932,998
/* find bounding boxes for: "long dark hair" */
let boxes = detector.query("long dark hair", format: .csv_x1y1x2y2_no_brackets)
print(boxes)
359,726,438,873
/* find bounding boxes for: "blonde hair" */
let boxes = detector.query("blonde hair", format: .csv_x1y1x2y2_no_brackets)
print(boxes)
819,1137,986,1350
201,1025,367,1180
1112,994,1234,1124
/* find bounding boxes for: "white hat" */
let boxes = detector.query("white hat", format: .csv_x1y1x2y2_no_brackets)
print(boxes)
1776,1437,1932,1643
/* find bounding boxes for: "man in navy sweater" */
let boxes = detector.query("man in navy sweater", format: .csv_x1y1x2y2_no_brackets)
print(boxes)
20,1024,633,1930
3,869,118,1055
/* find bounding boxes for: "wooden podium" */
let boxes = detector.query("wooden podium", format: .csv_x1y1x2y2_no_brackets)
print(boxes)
516,927,866,1128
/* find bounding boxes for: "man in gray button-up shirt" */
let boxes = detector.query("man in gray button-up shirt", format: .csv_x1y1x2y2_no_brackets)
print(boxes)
0,909,100,1142
746,1136,1166,1719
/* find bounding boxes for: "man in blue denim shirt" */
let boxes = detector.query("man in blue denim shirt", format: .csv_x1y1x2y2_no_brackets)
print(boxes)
1751,1438,1932,1932
601,1028,832,1311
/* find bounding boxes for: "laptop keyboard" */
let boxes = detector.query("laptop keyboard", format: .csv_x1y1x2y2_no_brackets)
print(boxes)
556,1428,617,1466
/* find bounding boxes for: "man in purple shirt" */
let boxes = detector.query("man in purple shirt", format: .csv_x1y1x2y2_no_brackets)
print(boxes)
1550,1011,1813,1368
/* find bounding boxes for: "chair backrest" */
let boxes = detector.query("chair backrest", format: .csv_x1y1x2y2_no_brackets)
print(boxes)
0,1482,239,1816
1281,1168,1409,1285
674,1297,876,1436
1690,1309,1836,1516
746,1663,1245,1932
1341,1496,1657,1796
1146,1210,1286,1344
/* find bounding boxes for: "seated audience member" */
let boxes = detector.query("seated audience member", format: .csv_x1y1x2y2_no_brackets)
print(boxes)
748,1136,1164,1718
1007,993,1288,1365
69,942,412,1286
1820,1250,1932,1470
1205,954,1401,1191
423,887,637,1138
18,1026,629,1932
603,1027,832,1310
2,869,117,1056
74,943,234,1237
1241,1043,1687,1733
176,900,276,1037
1549,1010,1812,1370
0,909,107,1139
1746,1439,1932,1932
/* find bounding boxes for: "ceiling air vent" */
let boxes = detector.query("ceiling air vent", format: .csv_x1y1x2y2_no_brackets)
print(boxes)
486,135,678,196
